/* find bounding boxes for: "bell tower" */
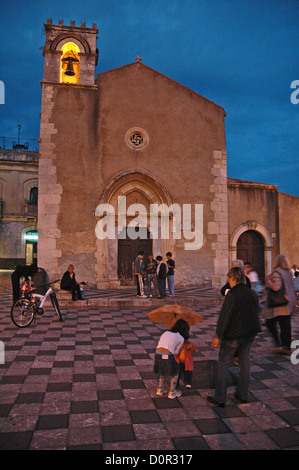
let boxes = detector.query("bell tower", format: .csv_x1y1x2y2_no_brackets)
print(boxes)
42,18,98,86
38,19,99,281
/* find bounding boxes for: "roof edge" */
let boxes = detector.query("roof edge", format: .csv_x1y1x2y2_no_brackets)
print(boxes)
97,61,225,111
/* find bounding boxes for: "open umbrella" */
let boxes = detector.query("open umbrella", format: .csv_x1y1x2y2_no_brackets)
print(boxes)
147,303,203,327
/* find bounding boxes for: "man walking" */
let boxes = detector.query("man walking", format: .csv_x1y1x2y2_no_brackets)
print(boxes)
207,267,261,407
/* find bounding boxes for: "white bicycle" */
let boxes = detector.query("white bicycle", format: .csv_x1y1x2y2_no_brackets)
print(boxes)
11,280,62,328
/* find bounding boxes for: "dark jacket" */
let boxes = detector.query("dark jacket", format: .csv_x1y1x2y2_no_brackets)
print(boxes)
216,283,261,341
61,270,77,290
135,256,144,275
157,262,167,280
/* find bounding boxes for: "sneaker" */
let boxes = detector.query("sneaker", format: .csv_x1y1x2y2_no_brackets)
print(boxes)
156,388,168,396
168,390,182,399
141,294,147,298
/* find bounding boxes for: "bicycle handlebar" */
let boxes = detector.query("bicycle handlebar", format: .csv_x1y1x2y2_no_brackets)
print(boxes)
31,279,61,290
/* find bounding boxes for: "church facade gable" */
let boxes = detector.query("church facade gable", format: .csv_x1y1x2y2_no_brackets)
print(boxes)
37,19,229,287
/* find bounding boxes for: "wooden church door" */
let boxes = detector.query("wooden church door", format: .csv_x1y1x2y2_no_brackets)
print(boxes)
237,230,265,283
118,227,152,286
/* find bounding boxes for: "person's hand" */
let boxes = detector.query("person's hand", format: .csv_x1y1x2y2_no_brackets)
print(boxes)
212,337,220,348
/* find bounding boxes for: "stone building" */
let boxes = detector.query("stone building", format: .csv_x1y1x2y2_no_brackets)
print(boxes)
3,18,298,287
0,149,38,268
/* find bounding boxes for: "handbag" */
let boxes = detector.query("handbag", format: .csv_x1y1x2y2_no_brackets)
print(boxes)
267,271,289,308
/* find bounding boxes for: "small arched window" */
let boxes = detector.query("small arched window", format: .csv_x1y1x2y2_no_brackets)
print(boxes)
60,42,80,84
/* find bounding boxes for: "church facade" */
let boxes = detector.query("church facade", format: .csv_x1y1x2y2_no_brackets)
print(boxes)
35,19,299,288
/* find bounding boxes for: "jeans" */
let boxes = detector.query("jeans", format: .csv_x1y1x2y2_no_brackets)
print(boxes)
147,274,158,296
167,275,175,295
214,336,254,403
136,274,144,296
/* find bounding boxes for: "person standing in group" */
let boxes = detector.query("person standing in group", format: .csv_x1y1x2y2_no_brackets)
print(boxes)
166,252,175,296
264,254,296,355
154,319,190,399
134,251,147,298
156,255,167,298
207,267,261,407
145,254,158,298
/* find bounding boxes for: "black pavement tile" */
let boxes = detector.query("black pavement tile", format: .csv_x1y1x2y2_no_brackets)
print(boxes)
0,404,12,417
29,368,52,376
46,382,72,392
195,418,231,434
120,380,145,389
173,436,210,450
153,398,182,409
95,366,116,374
36,414,69,430
277,410,299,426
130,410,160,424
98,390,124,400
266,427,299,448
15,355,36,362
102,424,135,443
73,374,96,382
1,375,26,384
114,359,135,366
71,401,98,413
93,349,111,355
251,371,277,380
286,396,299,408
53,361,74,368
0,431,33,450
15,393,45,404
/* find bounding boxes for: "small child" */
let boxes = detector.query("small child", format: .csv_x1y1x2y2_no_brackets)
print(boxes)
176,339,197,388
21,280,36,304
153,319,190,399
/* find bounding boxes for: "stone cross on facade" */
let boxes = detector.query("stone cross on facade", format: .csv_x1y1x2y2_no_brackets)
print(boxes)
135,54,142,62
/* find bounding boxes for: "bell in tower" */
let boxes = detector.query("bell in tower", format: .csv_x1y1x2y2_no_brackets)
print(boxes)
42,19,98,86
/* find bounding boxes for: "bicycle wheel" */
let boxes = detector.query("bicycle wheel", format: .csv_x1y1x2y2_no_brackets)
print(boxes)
11,298,35,328
50,292,63,321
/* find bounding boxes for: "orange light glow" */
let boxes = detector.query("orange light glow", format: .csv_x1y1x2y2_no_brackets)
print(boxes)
60,42,80,84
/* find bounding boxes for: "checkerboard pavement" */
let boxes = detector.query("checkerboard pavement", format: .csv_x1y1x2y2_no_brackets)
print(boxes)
1,272,299,450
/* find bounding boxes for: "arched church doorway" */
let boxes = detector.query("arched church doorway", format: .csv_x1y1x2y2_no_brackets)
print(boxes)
237,230,265,283
118,227,152,285
96,171,173,289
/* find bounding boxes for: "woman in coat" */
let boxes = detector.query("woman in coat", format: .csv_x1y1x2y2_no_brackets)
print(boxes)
264,254,296,355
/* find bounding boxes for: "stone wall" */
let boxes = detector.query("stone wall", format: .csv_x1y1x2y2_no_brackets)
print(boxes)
278,192,299,266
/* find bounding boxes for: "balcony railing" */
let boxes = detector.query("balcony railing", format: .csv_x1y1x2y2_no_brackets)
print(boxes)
0,201,38,219
24,201,38,217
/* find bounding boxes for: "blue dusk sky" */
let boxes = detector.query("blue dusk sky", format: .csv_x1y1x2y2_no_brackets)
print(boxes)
0,0,298,196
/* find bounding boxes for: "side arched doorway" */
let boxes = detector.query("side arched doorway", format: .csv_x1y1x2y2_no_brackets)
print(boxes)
237,230,265,283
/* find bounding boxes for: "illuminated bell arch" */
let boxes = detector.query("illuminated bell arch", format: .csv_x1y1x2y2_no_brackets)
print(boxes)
60,42,80,84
